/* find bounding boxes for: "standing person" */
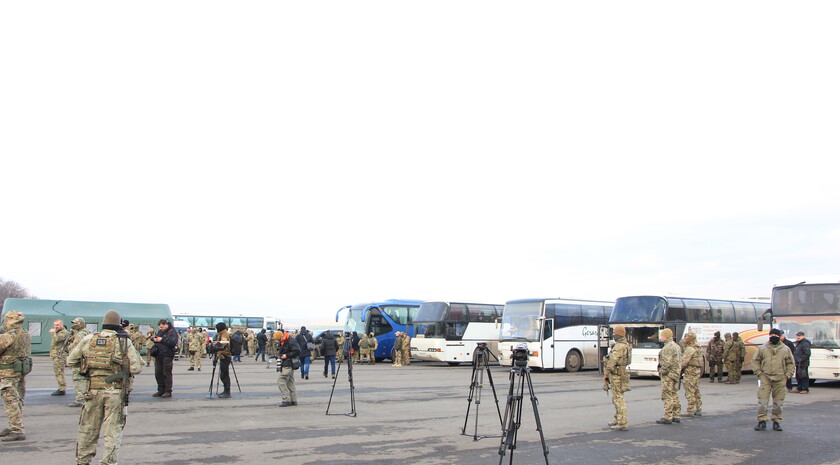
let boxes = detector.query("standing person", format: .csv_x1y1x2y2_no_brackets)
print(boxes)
0,311,31,442
295,327,313,380
128,324,146,352
793,331,812,394
274,329,300,407
727,332,746,384
230,328,243,363
706,331,725,383
336,332,346,362
402,331,412,366
604,325,631,431
780,331,796,392
212,322,232,398
359,333,371,364
247,330,256,357
144,329,155,367
267,330,278,359
368,332,378,364
392,332,405,367
351,331,361,363
753,328,794,431
656,328,683,425
722,332,733,381
320,330,338,379
150,319,178,398
68,310,142,464
67,317,91,408
49,318,70,396
680,332,703,416
188,327,203,371
255,329,268,362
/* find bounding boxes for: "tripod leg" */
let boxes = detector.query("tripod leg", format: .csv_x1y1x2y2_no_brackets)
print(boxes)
230,360,242,392
206,357,218,398
484,360,504,429
462,364,479,435
525,370,550,465
347,358,356,417
325,359,343,415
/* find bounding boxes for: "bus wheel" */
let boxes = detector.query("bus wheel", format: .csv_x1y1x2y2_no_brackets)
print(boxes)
447,362,461,366
565,350,582,372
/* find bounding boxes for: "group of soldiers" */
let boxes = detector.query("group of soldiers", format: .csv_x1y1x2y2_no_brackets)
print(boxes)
392,331,411,366
605,326,796,433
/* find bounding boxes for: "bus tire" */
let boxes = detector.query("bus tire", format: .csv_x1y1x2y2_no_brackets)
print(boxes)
564,350,582,372
447,362,461,366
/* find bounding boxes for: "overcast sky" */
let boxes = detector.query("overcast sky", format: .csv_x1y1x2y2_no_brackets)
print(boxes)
2,2,838,327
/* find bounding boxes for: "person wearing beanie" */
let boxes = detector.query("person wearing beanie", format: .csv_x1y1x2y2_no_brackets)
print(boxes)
67,317,91,407
212,322,233,398
67,309,143,464
604,325,631,431
726,332,746,384
0,311,31,442
752,327,794,431
707,331,725,383
656,328,683,425
150,319,178,398
793,331,812,394
680,332,703,416
368,332,379,364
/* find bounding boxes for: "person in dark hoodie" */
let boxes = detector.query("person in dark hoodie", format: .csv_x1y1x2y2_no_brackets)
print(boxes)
295,327,314,380
320,330,339,379
150,319,179,398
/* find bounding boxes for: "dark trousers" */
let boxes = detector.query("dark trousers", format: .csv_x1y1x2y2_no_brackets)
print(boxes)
155,356,174,393
796,361,810,391
219,357,231,392
324,355,336,375
709,360,724,380
255,345,266,361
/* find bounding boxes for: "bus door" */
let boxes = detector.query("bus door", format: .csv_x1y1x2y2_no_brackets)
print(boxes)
541,318,555,369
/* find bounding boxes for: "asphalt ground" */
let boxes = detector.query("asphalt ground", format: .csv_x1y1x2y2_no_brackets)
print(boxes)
3,355,840,465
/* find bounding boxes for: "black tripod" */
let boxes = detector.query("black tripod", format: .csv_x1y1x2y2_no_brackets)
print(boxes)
461,343,503,441
498,361,549,465
326,345,357,417
206,353,241,399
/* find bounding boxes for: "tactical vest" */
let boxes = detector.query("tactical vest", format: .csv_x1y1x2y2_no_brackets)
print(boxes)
360,338,370,349
86,333,125,389
0,327,32,375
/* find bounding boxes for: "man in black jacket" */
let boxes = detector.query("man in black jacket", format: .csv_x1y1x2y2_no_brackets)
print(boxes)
274,329,300,407
255,329,268,362
321,330,339,379
780,331,797,392
794,331,812,394
150,319,178,398
295,327,314,380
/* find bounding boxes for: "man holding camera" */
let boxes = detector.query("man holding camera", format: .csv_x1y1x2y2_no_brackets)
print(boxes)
151,319,178,398
274,329,300,407
212,322,232,398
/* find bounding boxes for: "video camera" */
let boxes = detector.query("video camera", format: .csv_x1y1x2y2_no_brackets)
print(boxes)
510,342,530,368
206,343,222,355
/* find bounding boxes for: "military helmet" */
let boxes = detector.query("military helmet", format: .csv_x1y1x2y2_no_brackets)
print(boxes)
685,331,697,341
72,317,85,327
3,311,25,325
103,310,121,326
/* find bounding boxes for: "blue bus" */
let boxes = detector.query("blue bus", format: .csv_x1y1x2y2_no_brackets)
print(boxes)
335,299,424,361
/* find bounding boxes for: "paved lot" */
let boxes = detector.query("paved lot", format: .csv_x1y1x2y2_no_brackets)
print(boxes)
4,356,840,464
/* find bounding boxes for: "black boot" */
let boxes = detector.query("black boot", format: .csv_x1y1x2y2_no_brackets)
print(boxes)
772,421,783,431
754,420,767,431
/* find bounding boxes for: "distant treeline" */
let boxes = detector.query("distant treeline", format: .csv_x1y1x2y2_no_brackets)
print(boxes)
0,277,37,313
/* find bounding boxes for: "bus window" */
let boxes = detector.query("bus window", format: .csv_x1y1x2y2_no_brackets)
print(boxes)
381,306,412,325
665,299,686,321
581,305,602,325
684,299,711,322
733,302,755,322
709,301,734,323
626,326,661,349
368,310,392,336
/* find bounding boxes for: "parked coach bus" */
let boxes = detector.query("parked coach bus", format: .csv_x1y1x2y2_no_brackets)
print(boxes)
498,298,614,371
609,295,771,377
411,301,504,365
766,276,840,382
336,299,424,362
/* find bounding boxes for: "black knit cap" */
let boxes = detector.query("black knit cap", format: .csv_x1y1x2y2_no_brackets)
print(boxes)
216,322,227,332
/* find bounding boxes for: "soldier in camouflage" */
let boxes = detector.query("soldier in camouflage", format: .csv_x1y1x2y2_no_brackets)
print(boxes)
359,333,371,364
392,332,405,367
0,311,31,442
753,328,794,431
656,328,682,425
722,332,732,380
145,329,156,367
402,331,411,366
605,325,631,431
49,318,71,396
680,331,703,416
188,327,203,371
67,317,91,407
128,324,146,353
368,332,378,364
68,310,143,465
706,331,724,383
726,332,746,384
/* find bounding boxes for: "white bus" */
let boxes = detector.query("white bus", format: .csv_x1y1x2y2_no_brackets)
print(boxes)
768,276,840,382
609,295,771,377
410,301,504,365
498,298,614,371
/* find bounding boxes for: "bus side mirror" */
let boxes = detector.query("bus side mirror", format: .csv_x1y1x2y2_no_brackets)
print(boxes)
757,308,773,331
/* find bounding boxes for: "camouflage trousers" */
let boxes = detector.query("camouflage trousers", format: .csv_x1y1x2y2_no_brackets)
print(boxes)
72,368,90,404
360,348,373,364
708,360,724,380
52,354,68,390
277,367,297,403
609,377,628,427
392,349,405,366
757,375,786,422
76,388,125,465
683,371,702,413
660,374,681,420
1,375,25,434
727,360,743,382
189,351,201,369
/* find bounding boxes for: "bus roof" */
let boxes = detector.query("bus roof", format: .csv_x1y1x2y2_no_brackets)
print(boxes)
616,294,769,304
505,297,614,305
773,276,840,287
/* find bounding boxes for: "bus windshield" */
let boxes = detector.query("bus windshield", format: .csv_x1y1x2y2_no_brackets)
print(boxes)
778,319,840,349
380,305,417,326
610,296,667,323
773,285,840,315
500,301,542,342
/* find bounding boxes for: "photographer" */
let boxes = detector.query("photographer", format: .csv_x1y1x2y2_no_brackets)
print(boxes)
212,322,233,398
274,329,300,407
150,319,178,398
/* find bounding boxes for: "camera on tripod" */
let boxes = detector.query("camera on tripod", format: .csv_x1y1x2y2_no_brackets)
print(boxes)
510,343,530,368
206,344,221,355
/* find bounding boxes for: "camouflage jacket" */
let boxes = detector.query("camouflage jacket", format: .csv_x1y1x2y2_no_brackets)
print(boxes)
726,336,745,362
706,337,724,362
681,342,702,370
605,338,631,376
752,341,794,382
0,325,32,378
658,339,682,379
50,327,71,358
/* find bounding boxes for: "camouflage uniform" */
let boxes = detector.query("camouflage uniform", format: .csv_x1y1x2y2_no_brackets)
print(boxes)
722,333,733,379
50,325,71,392
401,333,411,366
605,332,631,429
681,333,703,415
67,318,91,406
753,336,794,426
188,329,203,370
657,330,682,423
359,334,372,364
145,330,156,367
706,334,725,382
336,333,346,362
247,331,257,356
392,333,405,366
68,313,143,465
129,325,146,352
368,333,378,364
0,311,31,441
267,331,277,358
727,332,746,383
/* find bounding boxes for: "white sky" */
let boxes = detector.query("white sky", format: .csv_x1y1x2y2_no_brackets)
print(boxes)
2,1,838,326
